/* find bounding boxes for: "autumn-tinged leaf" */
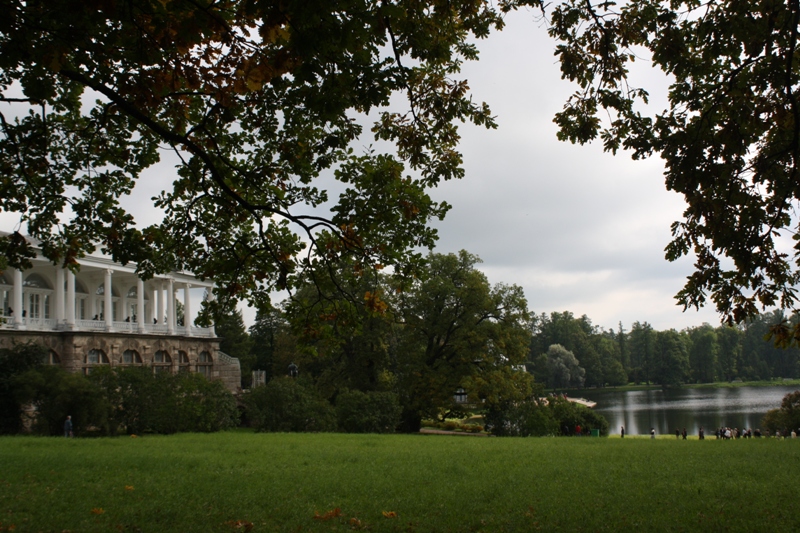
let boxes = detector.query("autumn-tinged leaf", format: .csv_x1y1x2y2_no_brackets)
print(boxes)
382,511,397,518
124,485,134,491
91,508,105,515
226,519,254,531
314,508,342,521
349,517,369,529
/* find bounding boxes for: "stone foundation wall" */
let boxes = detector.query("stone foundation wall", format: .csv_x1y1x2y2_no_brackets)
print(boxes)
0,330,241,393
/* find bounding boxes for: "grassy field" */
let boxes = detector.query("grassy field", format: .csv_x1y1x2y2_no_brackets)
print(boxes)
1,432,798,532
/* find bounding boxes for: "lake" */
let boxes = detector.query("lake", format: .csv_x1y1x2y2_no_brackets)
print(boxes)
579,385,799,436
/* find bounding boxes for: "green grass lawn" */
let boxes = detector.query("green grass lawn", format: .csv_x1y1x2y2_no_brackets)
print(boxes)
1,432,798,532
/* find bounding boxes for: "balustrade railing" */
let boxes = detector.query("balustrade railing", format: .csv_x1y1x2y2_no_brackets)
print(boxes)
0,317,216,337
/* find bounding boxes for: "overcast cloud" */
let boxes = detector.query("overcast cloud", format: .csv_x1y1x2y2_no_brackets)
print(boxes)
421,10,721,332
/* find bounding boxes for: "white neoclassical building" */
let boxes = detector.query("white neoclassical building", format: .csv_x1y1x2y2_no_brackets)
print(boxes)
0,233,240,391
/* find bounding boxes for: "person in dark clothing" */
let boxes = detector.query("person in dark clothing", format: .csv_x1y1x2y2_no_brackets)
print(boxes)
64,415,73,438
620,426,625,438
682,428,687,440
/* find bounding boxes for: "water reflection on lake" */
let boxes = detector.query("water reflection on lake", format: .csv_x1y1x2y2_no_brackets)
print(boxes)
580,386,799,436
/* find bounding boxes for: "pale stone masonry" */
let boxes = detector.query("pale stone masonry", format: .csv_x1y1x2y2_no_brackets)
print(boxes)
0,233,241,392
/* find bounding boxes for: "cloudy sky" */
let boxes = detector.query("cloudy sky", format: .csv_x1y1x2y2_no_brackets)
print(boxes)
2,8,725,332
418,10,722,332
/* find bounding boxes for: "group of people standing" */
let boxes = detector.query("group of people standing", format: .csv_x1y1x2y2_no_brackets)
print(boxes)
619,425,800,438
715,427,799,439
619,425,706,439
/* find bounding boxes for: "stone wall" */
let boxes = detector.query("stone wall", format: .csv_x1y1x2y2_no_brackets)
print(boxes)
0,330,241,393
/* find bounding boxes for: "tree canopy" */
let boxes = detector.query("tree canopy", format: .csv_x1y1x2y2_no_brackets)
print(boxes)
4,0,799,333
282,250,531,431
0,0,531,316
548,0,800,337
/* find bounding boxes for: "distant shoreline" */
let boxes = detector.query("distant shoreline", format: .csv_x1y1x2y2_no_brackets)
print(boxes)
553,379,800,395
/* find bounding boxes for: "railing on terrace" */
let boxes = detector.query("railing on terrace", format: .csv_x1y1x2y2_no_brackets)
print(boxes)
0,317,215,337
217,351,239,365
75,319,106,331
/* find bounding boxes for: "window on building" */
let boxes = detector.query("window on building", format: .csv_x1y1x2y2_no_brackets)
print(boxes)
178,351,190,373
122,349,142,364
42,350,60,365
197,351,212,377
84,349,109,374
23,274,51,289
153,350,172,374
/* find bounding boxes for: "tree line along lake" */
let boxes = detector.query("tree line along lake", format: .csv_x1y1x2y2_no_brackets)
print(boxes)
579,385,799,436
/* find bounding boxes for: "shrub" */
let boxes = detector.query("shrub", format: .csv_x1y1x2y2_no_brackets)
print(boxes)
485,396,609,437
484,398,559,437
548,397,609,436
14,365,105,436
10,364,238,436
0,342,47,434
336,389,401,433
245,377,336,432
762,390,800,434
174,372,239,432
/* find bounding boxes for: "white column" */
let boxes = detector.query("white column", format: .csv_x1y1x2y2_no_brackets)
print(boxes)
13,268,24,328
157,281,164,325
104,269,113,330
55,267,65,324
144,285,153,324
90,280,97,320
137,278,145,333
66,269,76,328
166,278,175,335
206,288,216,336
183,283,192,336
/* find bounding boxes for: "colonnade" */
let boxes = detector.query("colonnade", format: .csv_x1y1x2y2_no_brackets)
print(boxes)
3,266,214,337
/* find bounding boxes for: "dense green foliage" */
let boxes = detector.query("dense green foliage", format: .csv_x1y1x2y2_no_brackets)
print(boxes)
244,377,337,432
15,364,105,435
762,390,800,435
530,310,800,388
91,367,239,434
485,394,608,437
13,365,238,435
216,308,255,386
248,306,289,385
335,389,401,434
284,251,532,433
0,342,46,434
1,432,799,532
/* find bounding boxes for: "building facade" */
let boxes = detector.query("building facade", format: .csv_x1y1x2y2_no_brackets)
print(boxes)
0,236,240,392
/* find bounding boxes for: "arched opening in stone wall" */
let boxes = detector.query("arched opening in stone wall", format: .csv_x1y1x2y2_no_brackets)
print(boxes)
122,349,142,365
84,348,109,374
154,350,172,374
